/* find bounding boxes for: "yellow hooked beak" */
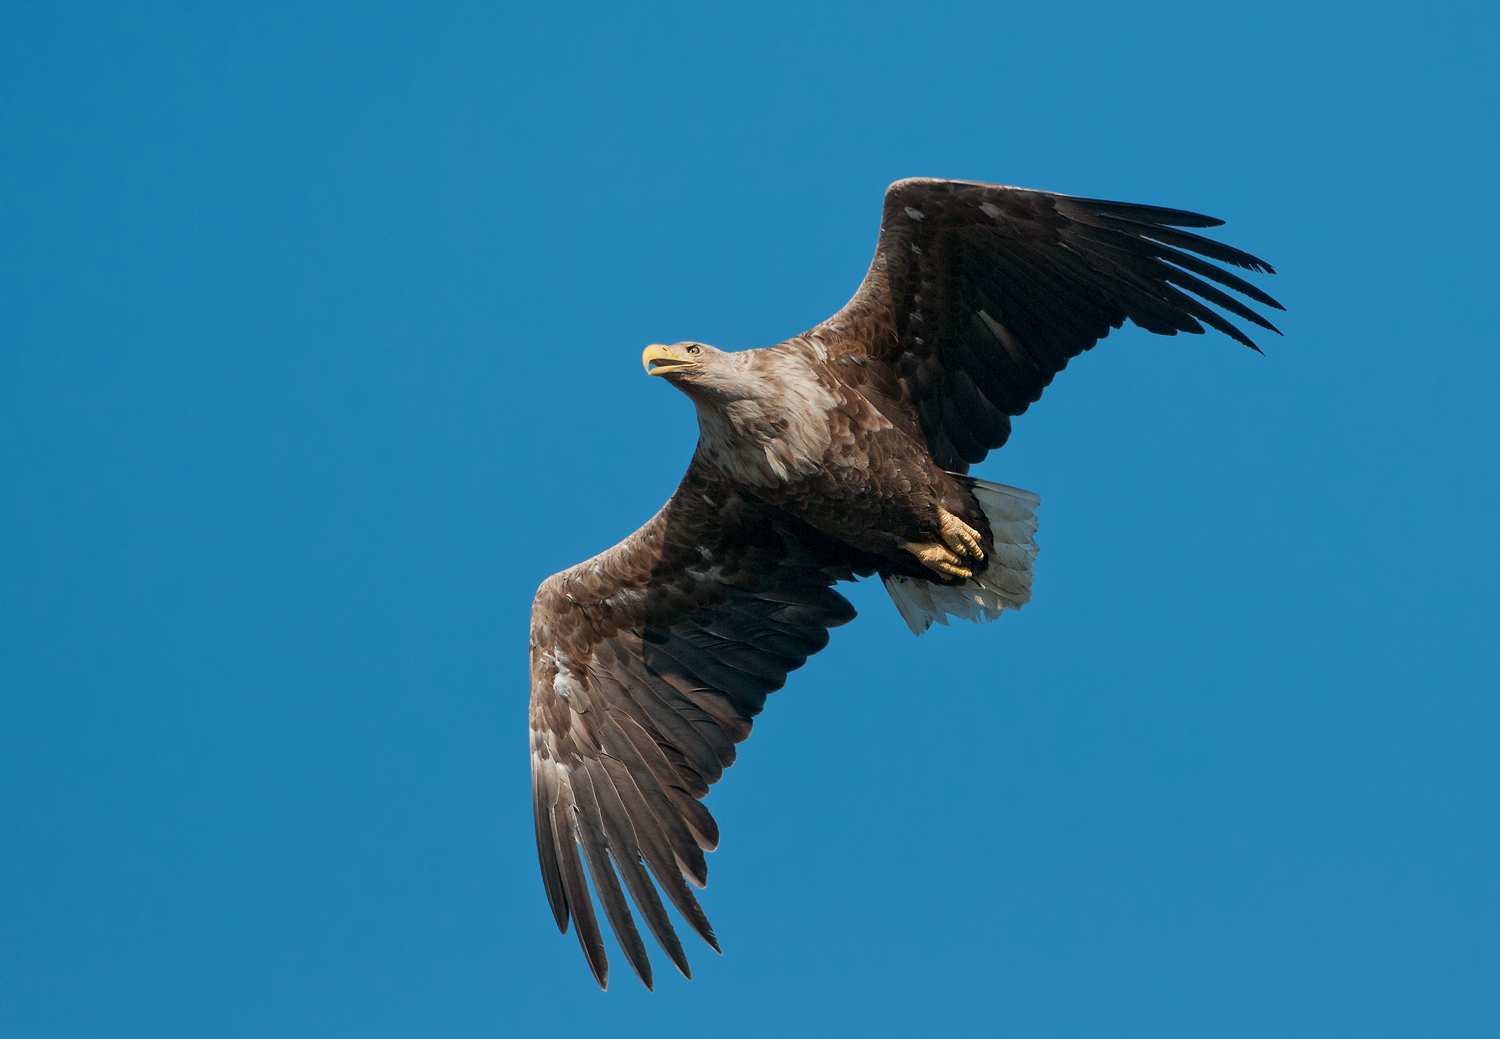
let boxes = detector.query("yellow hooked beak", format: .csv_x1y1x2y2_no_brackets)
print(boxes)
642,343,699,377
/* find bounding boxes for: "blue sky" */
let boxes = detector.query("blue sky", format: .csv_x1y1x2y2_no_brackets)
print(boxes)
2,1,1496,1035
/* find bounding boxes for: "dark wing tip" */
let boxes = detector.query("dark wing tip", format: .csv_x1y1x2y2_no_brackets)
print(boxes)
577,900,609,990
1067,194,1228,229
533,773,571,934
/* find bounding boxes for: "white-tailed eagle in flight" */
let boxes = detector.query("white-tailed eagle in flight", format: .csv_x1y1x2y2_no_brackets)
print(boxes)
528,178,1281,989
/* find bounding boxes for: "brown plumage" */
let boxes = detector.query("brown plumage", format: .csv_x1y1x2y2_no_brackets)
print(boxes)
529,177,1282,989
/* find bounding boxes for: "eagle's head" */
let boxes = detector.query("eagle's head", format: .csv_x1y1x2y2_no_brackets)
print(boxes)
641,341,756,402
642,341,715,379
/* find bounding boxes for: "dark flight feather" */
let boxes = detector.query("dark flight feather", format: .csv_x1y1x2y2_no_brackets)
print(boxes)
1061,196,1227,228
571,765,653,989
551,782,608,988
531,757,568,932
592,755,694,978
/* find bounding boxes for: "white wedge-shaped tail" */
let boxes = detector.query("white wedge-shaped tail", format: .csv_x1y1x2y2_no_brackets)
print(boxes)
882,477,1040,635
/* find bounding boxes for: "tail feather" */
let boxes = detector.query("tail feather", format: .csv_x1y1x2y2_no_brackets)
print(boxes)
882,478,1040,636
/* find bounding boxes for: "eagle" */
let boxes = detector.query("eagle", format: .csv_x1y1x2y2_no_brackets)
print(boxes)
529,177,1281,989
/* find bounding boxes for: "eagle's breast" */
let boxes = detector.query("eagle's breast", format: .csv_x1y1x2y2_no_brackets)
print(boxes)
692,346,853,488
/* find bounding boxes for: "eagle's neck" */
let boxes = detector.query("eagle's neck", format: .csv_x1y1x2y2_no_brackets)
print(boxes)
689,348,837,488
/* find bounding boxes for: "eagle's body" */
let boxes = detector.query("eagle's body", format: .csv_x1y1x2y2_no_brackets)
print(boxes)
681,338,987,569
528,179,1281,989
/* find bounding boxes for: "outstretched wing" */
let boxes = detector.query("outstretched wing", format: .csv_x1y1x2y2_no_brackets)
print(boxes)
814,178,1283,471
530,460,873,990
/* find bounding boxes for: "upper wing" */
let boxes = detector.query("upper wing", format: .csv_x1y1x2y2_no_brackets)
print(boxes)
813,178,1284,471
529,460,873,990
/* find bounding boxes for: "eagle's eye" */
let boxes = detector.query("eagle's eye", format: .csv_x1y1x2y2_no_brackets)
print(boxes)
686,344,701,355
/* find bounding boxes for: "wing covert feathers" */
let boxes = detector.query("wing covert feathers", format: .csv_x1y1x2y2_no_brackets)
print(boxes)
814,178,1282,472
529,468,866,989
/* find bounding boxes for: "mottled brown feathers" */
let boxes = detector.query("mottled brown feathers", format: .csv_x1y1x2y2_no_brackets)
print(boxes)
529,177,1280,989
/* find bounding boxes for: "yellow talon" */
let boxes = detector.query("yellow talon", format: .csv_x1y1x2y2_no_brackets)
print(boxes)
902,540,973,580
937,508,985,565
903,508,986,579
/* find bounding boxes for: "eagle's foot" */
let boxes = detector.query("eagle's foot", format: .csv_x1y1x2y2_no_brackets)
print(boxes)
937,508,986,566
904,509,985,580
902,540,974,580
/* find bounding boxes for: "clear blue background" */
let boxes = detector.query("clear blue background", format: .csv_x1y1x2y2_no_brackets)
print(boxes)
3,2,1496,1035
